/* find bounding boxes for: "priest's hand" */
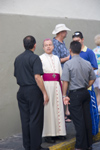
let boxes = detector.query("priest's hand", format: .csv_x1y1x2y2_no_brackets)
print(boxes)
43,92,49,105
63,96,70,105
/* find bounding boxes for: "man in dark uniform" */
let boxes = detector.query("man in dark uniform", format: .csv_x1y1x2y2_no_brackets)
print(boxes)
61,41,96,150
14,36,49,150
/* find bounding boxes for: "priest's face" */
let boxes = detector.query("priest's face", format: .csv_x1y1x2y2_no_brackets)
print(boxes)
43,40,54,54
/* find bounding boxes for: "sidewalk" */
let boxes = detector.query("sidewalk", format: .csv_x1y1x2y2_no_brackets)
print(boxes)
43,119,100,150
0,119,100,150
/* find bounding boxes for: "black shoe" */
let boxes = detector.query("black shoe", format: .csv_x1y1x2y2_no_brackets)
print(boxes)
57,136,67,140
40,146,49,150
86,146,92,150
45,137,55,143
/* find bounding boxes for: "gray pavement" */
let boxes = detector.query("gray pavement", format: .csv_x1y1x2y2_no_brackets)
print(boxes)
0,120,100,150
92,141,100,150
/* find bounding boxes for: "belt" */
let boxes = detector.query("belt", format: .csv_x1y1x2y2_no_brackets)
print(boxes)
69,88,86,93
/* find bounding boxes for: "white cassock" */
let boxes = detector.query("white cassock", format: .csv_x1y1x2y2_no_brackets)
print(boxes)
40,53,66,137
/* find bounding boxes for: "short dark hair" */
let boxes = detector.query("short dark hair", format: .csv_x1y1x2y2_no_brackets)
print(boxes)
23,36,36,50
72,31,83,39
70,41,81,54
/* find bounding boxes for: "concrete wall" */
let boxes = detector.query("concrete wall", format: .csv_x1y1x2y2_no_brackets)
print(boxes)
0,0,100,21
0,13,100,138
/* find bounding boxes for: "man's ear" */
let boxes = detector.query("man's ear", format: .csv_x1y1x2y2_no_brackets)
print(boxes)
82,38,84,44
69,49,71,54
34,43,36,49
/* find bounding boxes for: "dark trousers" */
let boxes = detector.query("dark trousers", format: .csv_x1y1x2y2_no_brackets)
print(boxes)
17,85,44,150
69,88,92,149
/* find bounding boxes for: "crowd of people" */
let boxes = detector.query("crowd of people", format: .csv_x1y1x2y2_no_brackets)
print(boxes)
14,24,100,150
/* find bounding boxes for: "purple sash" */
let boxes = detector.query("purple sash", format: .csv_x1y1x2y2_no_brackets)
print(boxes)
43,73,62,92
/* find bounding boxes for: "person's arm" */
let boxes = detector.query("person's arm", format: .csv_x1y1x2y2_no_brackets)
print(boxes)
62,81,70,105
32,56,49,105
53,43,70,63
60,55,70,63
87,63,96,88
61,63,70,105
88,49,98,70
87,79,95,89
35,74,49,105
57,57,62,77
62,81,68,96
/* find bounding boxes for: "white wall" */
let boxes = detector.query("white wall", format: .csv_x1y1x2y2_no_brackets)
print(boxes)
0,0,100,20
